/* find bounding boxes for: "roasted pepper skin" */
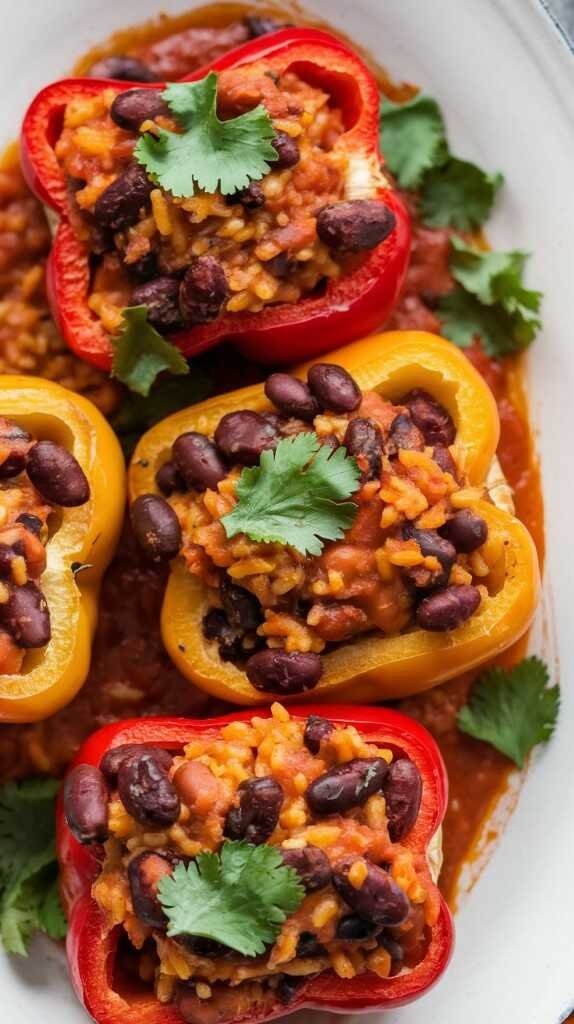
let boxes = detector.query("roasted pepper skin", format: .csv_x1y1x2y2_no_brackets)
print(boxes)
0,377,125,722
58,706,453,1024
21,28,411,370
129,331,540,706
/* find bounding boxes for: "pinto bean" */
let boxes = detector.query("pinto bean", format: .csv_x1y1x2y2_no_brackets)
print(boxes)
1,582,51,647
402,389,455,447
179,256,229,324
316,200,396,253
224,777,283,844
174,761,221,816
280,846,331,892
245,649,323,695
130,493,182,562
202,609,245,662
264,373,319,422
172,431,228,492
336,914,380,941
110,88,170,130
100,743,173,782
118,749,180,828
155,460,186,497
0,420,30,478
132,275,183,332
309,603,368,643
303,715,333,754
214,411,278,466
63,764,109,844
417,584,481,631
128,850,174,929
220,576,262,632
94,161,153,231
440,508,488,553
271,131,300,168
226,181,265,209
343,418,382,481
382,759,423,841
306,758,388,815
26,440,90,506
307,363,361,413
88,55,157,82
333,858,410,926
386,412,425,455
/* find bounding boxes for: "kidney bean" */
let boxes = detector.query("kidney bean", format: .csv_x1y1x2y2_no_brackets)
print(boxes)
0,420,30,478
1,582,51,647
303,714,333,754
402,389,455,447
172,431,228,491
94,161,153,231
310,603,368,643
88,55,157,82
110,88,170,130
246,649,323,695
132,275,183,332
271,131,300,168
63,764,109,844
295,931,326,958
244,14,290,37
0,543,19,578
307,363,361,413
386,412,425,455
100,743,173,782
214,411,278,467
127,249,158,283
264,373,318,422
344,418,382,481
306,758,388,816
226,181,265,209
316,200,396,253
130,494,181,562
155,460,186,497
26,440,90,507
118,748,180,828
202,608,245,663
220,576,262,632
417,584,481,631
280,845,331,892
333,858,410,926
403,524,456,589
336,914,380,941
224,776,283,844
440,508,488,553
382,759,422,841
432,444,457,476
15,513,42,536
128,850,174,928
179,256,229,325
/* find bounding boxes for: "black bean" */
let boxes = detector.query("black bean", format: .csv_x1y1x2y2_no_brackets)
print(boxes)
333,859,410,926
220,576,262,632
224,777,283,844
378,932,404,961
94,161,153,231
382,759,422,842
271,131,300,169
202,608,245,663
15,513,42,536
130,493,181,562
0,421,30,478
100,743,173,782
179,256,229,325
1,582,51,648
417,584,481,631
132,275,183,332
63,764,109,844
303,715,333,754
264,373,319,422
226,181,265,209
244,15,290,37
128,851,174,929
266,252,295,278
118,749,180,828
402,524,456,589
307,363,361,413
246,649,323,695
214,410,278,467
88,55,158,82
402,389,455,447
316,200,396,253
440,508,488,553
179,936,229,958
110,88,170,130
126,249,158,283
26,440,90,507
432,444,457,476
295,931,326,958
155,460,186,497
172,431,228,491
344,418,382,481
280,845,331,892
306,758,388,816
277,975,307,1006
386,412,425,455
336,914,380,941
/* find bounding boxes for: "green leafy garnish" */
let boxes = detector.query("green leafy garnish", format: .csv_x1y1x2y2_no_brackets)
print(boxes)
158,840,304,957
419,158,503,231
135,73,277,198
0,778,66,955
112,369,211,458
221,432,360,556
111,306,189,397
380,94,448,190
457,657,559,768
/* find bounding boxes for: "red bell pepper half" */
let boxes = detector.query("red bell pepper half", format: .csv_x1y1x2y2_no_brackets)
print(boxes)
22,28,411,371
57,705,453,1024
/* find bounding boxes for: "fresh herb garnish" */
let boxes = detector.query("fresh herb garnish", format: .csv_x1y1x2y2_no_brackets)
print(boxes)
157,840,304,957
221,432,360,556
457,656,559,768
112,369,212,458
419,158,503,231
111,306,189,397
0,779,66,955
135,73,277,198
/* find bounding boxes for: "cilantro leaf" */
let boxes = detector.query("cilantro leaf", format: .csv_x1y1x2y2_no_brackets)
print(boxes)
457,657,559,768
157,840,304,957
419,158,503,230
438,289,538,356
135,73,277,198
380,94,448,190
112,369,212,458
111,306,189,397
221,433,360,556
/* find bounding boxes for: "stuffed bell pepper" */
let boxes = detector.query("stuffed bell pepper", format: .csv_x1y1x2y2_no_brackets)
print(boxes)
60,703,453,1024
21,28,410,369
128,330,540,706
0,376,125,722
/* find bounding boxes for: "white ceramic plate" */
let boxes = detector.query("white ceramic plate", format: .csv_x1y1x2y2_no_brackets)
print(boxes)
0,1,572,1022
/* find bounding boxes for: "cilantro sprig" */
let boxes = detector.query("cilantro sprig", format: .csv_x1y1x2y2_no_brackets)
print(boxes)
221,433,360,556
158,840,304,957
111,306,189,397
135,73,278,198
457,657,559,768
0,778,66,955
